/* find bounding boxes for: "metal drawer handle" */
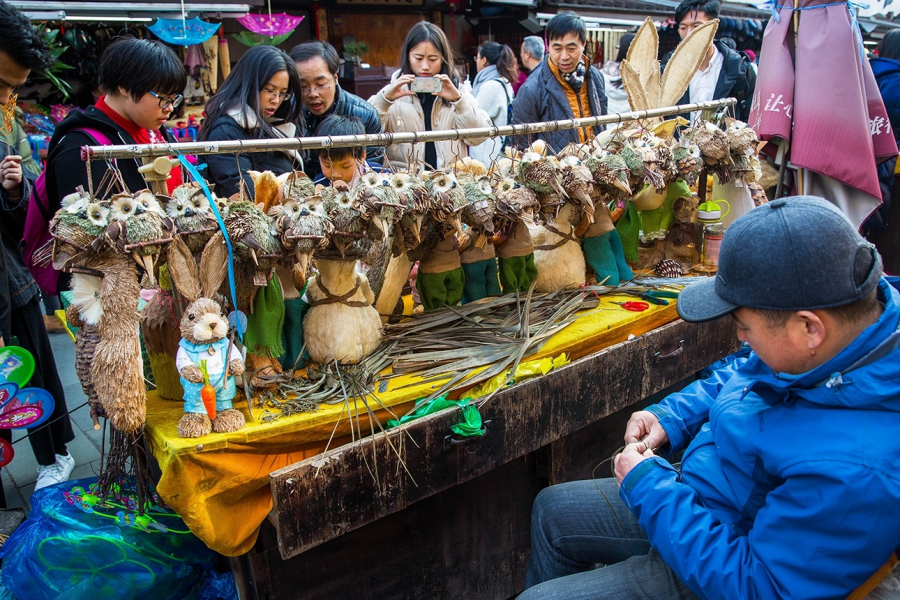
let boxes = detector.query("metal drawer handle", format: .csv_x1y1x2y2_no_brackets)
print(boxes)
655,341,684,361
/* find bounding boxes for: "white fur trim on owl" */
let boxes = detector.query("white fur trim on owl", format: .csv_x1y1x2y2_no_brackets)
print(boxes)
71,273,104,326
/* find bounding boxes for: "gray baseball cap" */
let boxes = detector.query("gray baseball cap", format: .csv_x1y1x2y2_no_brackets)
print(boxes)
677,196,883,323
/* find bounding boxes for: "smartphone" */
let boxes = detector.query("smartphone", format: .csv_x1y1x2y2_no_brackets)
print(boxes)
410,76,442,94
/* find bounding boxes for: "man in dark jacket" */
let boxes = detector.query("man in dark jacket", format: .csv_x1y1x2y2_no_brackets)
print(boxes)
663,0,756,122
0,0,76,494
511,11,607,152
290,41,382,180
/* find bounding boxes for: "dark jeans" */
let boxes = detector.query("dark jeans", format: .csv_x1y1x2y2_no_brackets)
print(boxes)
520,478,699,600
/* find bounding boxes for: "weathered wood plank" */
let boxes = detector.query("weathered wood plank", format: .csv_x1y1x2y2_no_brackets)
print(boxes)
269,317,738,559
249,458,538,600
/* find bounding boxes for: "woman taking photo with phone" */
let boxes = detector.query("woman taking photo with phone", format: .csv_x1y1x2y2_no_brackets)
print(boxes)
371,21,491,171
199,45,304,198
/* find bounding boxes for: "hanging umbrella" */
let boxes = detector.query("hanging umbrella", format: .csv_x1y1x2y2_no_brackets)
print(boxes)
231,31,293,47
749,0,898,228
148,17,220,46
237,13,304,38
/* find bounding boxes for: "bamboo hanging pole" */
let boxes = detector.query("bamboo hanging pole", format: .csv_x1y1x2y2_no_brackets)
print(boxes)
81,98,737,162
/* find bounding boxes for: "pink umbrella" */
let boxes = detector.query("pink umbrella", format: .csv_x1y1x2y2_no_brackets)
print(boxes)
749,0,898,227
237,13,304,38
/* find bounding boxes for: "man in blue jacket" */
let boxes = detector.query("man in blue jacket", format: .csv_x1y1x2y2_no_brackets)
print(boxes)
521,196,900,600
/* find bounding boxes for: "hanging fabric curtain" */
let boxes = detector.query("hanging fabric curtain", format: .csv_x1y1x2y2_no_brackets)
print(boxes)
230,31,293,47
148,17,220,46
237,13,304,38
749,0,898,227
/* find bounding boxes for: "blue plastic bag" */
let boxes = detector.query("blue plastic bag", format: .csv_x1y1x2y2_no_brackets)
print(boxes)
0,477,217,600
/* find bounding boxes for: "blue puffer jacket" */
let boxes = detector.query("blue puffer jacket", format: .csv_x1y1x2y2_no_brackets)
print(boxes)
621,278,900,600
871,56,900,142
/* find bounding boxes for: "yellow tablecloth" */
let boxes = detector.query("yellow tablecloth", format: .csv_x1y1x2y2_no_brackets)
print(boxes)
145,295,679,556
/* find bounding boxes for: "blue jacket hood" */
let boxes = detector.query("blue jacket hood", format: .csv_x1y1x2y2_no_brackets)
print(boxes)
870,56,900,78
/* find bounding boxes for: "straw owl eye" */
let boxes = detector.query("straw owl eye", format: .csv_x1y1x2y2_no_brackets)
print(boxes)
498,178,516,193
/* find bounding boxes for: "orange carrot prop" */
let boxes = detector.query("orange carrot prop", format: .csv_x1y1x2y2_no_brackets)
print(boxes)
198,360,216,420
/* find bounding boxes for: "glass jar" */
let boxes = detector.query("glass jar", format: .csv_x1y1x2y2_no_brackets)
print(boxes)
701,221,726,270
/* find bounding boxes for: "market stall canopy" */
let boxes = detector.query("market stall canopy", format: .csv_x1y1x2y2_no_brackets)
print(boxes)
148,16,219,46
729,0,897,18
537,0,769,20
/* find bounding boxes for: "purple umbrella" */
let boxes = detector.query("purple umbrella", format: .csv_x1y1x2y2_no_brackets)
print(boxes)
749,0,898,227
237,13,304,38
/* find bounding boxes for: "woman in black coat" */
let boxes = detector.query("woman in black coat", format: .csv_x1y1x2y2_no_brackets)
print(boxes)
199,46,305,198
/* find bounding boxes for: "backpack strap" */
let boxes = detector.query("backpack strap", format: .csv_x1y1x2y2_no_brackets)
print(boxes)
492,78,513,106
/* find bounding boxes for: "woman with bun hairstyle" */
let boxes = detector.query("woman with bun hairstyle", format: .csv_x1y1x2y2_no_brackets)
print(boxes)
370,21,491,171
199,45,304,198
469,41,517,166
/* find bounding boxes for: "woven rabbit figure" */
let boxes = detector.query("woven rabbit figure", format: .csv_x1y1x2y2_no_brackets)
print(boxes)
611,16,717,267
619,17,718,126
167,234,246,438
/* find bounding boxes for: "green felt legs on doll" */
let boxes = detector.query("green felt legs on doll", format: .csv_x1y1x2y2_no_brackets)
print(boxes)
244,276,286,359
461,258,502,304
583,230,633,286
280,297,309,370
498,254,538,294
416,268,465,311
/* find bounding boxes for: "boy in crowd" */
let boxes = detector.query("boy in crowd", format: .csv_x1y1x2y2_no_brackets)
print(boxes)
313,115,381,187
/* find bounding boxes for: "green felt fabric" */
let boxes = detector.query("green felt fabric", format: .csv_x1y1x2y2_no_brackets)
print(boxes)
244,276,285,358
416,267,465,311
280,297,310,370
498,254,538,294
461,258,502,304
583,229,633,286
639,180,691,234
615,199,641,263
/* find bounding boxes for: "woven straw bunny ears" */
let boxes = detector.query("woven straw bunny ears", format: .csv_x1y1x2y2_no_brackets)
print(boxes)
620,17,719,125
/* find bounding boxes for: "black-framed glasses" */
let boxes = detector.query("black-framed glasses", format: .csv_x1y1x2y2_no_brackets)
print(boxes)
299,81,335,96
148,90,184,109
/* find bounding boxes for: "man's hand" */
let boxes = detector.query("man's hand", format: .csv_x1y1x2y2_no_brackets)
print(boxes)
624,410,669,451
614,442,654,484
0,155,23,197
0,336,5,348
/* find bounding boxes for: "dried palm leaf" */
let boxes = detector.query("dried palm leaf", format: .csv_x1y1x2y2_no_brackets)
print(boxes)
660,19,719,107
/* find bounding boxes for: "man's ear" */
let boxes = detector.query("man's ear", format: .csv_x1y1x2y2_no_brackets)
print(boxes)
796,310,827,351
360,149,367,162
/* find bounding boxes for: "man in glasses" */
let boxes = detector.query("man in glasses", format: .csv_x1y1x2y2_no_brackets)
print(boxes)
290,41,382,180
44,37,187,218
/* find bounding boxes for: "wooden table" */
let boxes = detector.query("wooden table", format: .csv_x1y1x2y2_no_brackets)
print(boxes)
232,316,740,600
